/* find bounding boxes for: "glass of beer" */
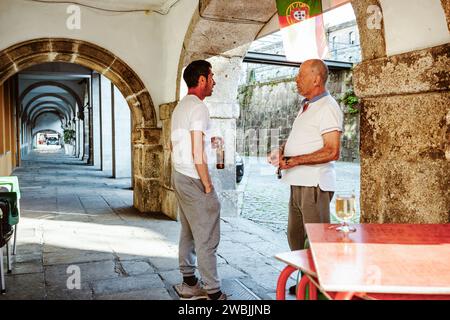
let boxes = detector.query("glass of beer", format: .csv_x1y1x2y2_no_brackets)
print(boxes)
335,193,356,233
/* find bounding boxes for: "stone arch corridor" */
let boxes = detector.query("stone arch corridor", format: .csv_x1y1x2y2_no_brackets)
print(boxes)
0,38,294,300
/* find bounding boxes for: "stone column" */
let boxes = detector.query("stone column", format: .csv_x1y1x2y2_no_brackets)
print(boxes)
87,78,94,165
83,91,90,163
204,50,247,217
160,102,178,220
354,43,449,223
112,86,132,178
132,126,163,213
77,118,84,159
100,75,113,175
91,72,101,169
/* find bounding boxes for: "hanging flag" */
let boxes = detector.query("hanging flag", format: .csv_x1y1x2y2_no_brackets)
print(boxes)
276,0,329,62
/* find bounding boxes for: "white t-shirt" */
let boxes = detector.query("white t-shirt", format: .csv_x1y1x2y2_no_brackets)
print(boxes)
281,94,343,191
171,95,212,179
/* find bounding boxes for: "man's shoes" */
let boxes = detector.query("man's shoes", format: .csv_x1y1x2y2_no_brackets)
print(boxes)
288,285,297,295
207,293,228,300
174,282,208,300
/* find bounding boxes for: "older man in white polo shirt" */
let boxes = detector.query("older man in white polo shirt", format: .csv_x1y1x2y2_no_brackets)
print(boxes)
268,58,343,253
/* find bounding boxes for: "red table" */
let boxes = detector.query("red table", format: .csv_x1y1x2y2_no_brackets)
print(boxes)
276,223,450,300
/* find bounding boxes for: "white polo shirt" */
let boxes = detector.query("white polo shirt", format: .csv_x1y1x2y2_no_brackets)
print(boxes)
171,95,212,179
281,93,343,191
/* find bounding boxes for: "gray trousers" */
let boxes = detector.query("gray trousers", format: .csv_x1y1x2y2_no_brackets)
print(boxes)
172,170,221,294
288,186,334,251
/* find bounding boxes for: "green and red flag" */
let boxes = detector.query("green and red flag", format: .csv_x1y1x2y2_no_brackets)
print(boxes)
275,0,328,62
276,0,323,28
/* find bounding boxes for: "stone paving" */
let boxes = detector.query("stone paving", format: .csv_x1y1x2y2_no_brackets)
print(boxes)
1,149,298,300
237,157,361,233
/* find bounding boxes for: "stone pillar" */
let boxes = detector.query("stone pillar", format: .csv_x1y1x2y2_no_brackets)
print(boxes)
100,75,113,175
132,126,163,213
74,118,79,157
354,43,449,223
112,86,132,178
83,92,90,163
87,78,94,165
160,102,178,220
77,118,84,159
204,51,246,217
92,72,101,169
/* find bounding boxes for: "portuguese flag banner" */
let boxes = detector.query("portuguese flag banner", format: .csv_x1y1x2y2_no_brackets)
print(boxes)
276,0,328,62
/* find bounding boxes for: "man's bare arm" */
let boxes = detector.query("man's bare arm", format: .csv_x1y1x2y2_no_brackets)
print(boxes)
191,130,213,193
279,131,341,169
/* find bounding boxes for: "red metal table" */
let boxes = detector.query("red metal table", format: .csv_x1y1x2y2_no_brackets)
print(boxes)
276,223,450,300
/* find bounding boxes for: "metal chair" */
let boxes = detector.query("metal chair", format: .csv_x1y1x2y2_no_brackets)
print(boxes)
0,198,14,294
0,181,19,255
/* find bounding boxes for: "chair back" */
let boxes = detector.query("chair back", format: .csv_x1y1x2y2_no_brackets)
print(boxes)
0,183,13,192
0,200,13,247
0,192,19,226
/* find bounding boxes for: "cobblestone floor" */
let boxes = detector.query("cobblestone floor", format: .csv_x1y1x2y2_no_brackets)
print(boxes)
238,157,361,233
1,149,297,300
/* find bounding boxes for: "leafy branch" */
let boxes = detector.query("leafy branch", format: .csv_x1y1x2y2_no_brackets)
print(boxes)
339,89,360,114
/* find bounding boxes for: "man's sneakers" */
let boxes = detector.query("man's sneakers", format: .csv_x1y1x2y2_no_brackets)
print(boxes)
207,293,228,300
174,282,208,300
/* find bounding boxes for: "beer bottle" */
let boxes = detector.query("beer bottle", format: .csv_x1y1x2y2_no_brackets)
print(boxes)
216,139,225,169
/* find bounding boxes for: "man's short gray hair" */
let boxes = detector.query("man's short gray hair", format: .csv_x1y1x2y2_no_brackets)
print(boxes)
308,59,329,85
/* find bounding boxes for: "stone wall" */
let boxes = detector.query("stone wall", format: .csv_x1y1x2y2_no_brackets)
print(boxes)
237,67,359,162
354,42,449,223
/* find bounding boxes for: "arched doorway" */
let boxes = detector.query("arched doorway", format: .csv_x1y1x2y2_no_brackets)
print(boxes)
0,38,164,214
172,0,449,223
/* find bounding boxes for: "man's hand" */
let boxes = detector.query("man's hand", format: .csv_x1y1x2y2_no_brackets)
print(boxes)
279,157,295,170
267,148,282,167
204,183,213,194
211,136,223,149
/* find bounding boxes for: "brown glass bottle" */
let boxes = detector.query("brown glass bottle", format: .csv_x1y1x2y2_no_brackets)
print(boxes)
216,145,225,169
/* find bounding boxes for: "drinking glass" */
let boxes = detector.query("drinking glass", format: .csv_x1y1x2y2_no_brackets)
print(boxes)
335,193,356,233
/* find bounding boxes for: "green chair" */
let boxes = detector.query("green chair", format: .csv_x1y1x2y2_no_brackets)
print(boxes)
0,195,15,294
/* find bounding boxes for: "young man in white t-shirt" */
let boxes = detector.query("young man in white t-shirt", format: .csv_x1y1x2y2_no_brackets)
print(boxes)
171,60,226,300
268,59,343,295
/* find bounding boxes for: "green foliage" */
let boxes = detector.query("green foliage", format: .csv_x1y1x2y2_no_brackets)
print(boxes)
63,129,76,144
339,89,360,114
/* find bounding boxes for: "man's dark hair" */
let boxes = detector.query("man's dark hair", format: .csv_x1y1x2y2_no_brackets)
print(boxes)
183,60,212,88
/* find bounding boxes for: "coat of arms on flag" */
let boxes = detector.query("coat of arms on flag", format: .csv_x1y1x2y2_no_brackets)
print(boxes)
275,0,328,62
279,1,323,27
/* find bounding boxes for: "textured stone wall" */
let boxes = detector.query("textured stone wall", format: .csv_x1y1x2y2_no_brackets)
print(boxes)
160,101,178,220
354,43,450,223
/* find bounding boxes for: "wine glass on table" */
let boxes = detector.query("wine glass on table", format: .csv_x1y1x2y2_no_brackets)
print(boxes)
335,193,356,233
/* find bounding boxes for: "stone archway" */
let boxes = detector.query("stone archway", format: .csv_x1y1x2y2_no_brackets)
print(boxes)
19,80,83,117
170,0,449,223
0,38,164,214
27,101,72,121
31,108,67,126
158,0,280,219
23,93,74,119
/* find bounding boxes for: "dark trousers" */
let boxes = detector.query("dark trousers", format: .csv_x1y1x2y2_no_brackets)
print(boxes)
288,186,334,250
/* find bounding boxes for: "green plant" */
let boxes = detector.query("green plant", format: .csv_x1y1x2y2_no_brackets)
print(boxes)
339,89,360,114
63,129,76,144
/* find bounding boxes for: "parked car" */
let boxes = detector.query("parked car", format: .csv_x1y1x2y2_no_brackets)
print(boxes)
46,137,59,145
236,153,244,183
